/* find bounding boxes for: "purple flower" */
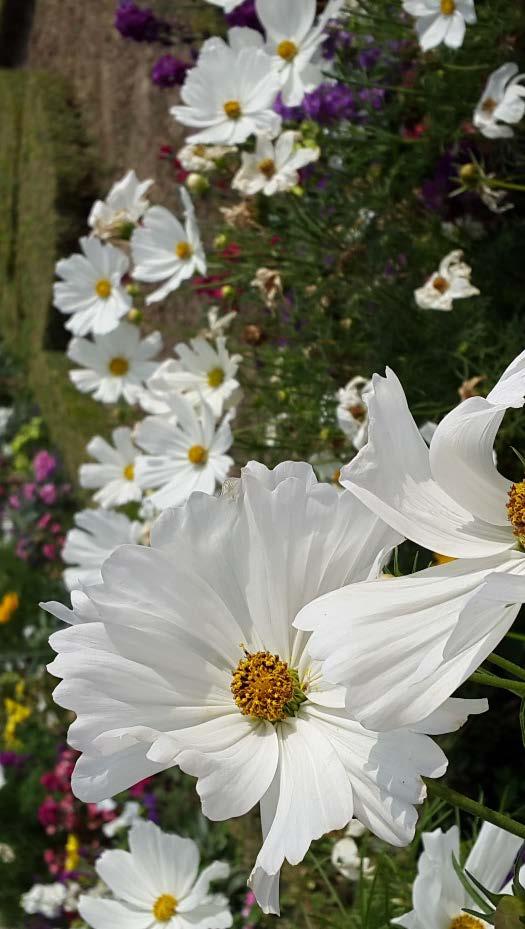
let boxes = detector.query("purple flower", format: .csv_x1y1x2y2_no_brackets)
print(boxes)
33,450,57,482
39,483,57,505
22,482,36,501
115,2,171,43
225,0,263,32
0,751,28,768
151,54,189,87
303,83,357,125
273,93,304,122
357,43,382,71
358,86,386,110
322,22,353,60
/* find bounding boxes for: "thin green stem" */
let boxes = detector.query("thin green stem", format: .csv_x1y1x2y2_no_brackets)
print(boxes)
307,850,346,917
470,669,525,698
486,652,525,683
423,780,525,841
483,179,525,192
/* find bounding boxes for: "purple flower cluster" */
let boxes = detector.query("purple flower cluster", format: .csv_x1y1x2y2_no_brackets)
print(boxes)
151,54,189,87
275,82,386,127
115,1,171,43
225,0,262,31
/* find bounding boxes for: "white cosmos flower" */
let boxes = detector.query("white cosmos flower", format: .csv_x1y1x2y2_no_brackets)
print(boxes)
102,801,142,838
45,462,485,915
177,144,236,173
336,376,372,450
474,63,525,139
131,190,206,305
146,337,241,417
54,237,131,337
88,170,153,240
414,250,479,311
134,394,234,510
79,821,232,929
393,822,522,929
232,131,319,196
80,427,142,509
62,509,143,590
199,307,237,340
331,836,373,881
67,323,162,406
402,0,476,52
21,883,67,919
296,352,525,732
171,30,281,145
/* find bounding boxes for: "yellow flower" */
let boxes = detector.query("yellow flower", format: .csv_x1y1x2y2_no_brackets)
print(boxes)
65,834,80,872
0,592,19,624
3,697,31,749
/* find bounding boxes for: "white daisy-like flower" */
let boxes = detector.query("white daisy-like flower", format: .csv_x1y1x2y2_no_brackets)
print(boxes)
134,394,234,510
474,63,525,139
336,376,372,450
102,801,142,839
394,822,522,929
21,883,67,920
402,0,476,51
62,509,143,591
147,337,241,417
79,427,142,509
54,237,132,337
177,144,236,173
414,250,479,311
199,307,237,341
297,352,525,733
88,170,153,240
79,821,232,929
171,30,282,145
45,462,486,915
331,836,373,881
232,131,319,196
255,0,344,106
131,190,206,305
67,323,162,406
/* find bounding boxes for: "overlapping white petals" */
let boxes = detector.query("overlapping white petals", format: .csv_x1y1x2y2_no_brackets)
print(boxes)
146,337,241,417
54,237,131,336
88,170,153,240
402,0,476,51
80,427,142,509
68,322,162,406
414,250,479,311
61,509,143,590
474,63,525,139
232,131,319,196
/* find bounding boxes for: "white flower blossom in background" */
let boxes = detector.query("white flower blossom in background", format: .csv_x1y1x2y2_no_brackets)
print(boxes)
79,427,142,509
232,131,319,196
414,250,479,311
79,821,232,929
171,30,281,144
336,376,372,449
331,835,373,881
0,406,12,436
54,237,131,336
393,822,522,929
199,306,237,340
21,883,67,920
308,451,342,485
46,462,486,915
67,323,162,405
0,842,15,863
131,189,206,304
474,63,525,139
177,143,236,173
402,0,476,51
256,0,343,106
135,394,234,510
147,337,241,417
88,169,153,240
62,508,143,590
102,801,142,839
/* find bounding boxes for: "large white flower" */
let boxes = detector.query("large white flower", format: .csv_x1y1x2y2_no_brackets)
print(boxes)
54,237,132,337
255,0,343,106
134,394,234,510
402,0,476,51
68,323,162,406
46,462,485,915
80,427,142,509
131,190,206,305
394,822,522,929
171,30,281,145
88,170,153,240
336,376,372,450
414,250,479,311
146,337,241,417
232,131,319,196
21,883,67,919
79,821,232,929
474,63,525,139
62,509,143,590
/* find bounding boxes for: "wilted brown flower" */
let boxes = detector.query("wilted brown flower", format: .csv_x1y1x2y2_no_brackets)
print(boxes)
220,200,259,230
242,324,265,346
458,375,485,401
251,268,283,309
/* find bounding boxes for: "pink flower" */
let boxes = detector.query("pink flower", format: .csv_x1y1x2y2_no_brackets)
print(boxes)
51,522,62,535
39,483,57,505
38,513,53,530
8,494,20,509
38,797,59,832
22,482,36,501
33,450,57,482
42,543,57,560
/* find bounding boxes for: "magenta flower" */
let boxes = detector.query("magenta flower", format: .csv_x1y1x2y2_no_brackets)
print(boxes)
39,483,57,505
33,450,58,482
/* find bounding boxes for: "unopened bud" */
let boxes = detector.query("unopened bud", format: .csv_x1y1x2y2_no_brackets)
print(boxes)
186,173,210,194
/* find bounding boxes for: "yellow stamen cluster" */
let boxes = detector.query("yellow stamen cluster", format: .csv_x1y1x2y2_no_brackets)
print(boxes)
481,96,497,115
224,100,242,120
0,592,19,625
123,464,135,481
207,367,225,388
507,480,525,544
449,916,484,929
95,278,112,299
277,39,298,61
108,356,129,377
432,275,450,294
188,444,208,465
176,241,193,260
258,158,277,179
231,650,306,722
153,895,178,922
440,0,456,14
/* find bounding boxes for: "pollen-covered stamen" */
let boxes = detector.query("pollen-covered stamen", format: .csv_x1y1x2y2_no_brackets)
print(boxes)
481,96,497,115
153,894,178,922
188,444,208,465
348,402,366,421
207,366,225,388
440,0,456,14
123,464,135,481
507,480,525,544
432,275,450,294
277,39,298,61
224,100,242,120
258,158,276,179
231,649,307,722
108,356,129,376
176,241,193,260
448,916,484,929
95,278,112,299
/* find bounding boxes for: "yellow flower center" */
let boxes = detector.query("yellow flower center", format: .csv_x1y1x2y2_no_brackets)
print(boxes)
153,894,178,922
193,144,206,156
332,468,341,484
224,100,242,120
0,592,19,624
207,367,225,388
440,0,456,14
257,158,277,179
95,278,112,299
231,650,307,722
449,917,484,929
433,552,456,565
432,275,450,294
108,356,129,377
507,480,525,545
482,96,497,115
188,444,208,465
277,39,298,61
123,464,135,481
175,241,193,260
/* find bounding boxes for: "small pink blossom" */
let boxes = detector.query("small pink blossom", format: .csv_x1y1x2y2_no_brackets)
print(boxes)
39,483,57,505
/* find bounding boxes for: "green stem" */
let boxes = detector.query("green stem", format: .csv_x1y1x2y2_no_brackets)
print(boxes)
470,669,525,698
483,179,525,192
307,850,346,917
486,653,525,683
423,780,525,841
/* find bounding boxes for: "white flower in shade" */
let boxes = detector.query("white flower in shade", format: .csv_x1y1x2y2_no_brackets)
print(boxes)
296,352,525,733
134,395,234,510
309,451,342,485
0,407,12,436
62,509,143,590
54,238,132,337
474,63,525,139
414,250,479,311
204,0,244,10
232,131,319,196
21,883,67,919
402,0,476,51
331,836,373,881
177,144,236,173
0,763,5,789
88,170,153,240
45,462,486,915
147,337,241,417
79,428,142,509
0,842,15,863
67,323,162,406
171,30,281,145
131,190,206,305
199,307,237,340
336,376,372,450
393,822,522,929
79,821,232,929
102,801,142,839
